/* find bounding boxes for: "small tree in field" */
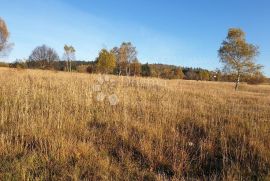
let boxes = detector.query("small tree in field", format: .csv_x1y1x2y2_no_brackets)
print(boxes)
96,49,116,74
141,63,151,77
0,17,13,56
28,45,59,69
218,28,262,90
63,45,76,72
112,42,137,76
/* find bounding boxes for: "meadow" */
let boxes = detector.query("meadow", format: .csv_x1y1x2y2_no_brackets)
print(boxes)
0,67,270,180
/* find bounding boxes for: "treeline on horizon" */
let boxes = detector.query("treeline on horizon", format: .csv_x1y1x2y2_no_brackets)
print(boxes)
0,16,269,86
0,41,267,84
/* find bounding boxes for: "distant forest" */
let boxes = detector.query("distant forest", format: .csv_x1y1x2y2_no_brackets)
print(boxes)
0,16,269,86
0,59,266,85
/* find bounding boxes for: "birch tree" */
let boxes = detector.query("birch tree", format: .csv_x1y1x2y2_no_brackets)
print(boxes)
63,45,76,72
218,28,262,90
112,42,137,76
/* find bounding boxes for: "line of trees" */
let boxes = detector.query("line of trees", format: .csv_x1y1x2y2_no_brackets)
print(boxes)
0,17,268,86
6,40,268,84
7,42,210,80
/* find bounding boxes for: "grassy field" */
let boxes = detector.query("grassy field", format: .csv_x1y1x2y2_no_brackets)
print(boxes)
0,67,270,180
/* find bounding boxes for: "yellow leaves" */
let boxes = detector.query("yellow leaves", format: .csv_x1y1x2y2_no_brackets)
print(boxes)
227,28,245,41
96,48,116,73
218,28,260,76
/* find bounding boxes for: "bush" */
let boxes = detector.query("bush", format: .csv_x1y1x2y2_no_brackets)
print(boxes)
76,65,89,73
86,64,97,74
0,62,9,67
9,61,28,69
247,74,266,85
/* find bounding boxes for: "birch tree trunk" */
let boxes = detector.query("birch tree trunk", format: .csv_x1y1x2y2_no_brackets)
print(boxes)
69,59,72,72
235,72,240,91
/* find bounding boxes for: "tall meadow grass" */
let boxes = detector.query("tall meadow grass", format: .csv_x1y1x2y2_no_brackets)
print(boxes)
0,67,270,180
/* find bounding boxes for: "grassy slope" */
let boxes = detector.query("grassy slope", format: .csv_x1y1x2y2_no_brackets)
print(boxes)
0,67,270,180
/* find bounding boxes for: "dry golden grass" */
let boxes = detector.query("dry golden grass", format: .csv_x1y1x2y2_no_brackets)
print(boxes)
0,67,270,180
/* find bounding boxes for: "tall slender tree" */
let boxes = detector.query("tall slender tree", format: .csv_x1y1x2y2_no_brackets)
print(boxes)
63,45,76,72
218,28,262,90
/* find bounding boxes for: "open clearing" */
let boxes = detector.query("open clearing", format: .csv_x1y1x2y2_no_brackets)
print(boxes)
0,68,270,180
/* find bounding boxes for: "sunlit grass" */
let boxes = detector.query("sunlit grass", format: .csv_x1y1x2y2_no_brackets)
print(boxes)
0,67,270,180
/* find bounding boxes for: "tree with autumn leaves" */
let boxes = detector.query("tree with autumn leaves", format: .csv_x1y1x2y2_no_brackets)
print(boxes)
112,42,137,76
0,17,13,56
219,28,263,90
96,49,116,74
1,15,267,85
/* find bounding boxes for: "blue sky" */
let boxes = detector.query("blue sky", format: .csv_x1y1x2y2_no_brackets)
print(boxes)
1,0,269,76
